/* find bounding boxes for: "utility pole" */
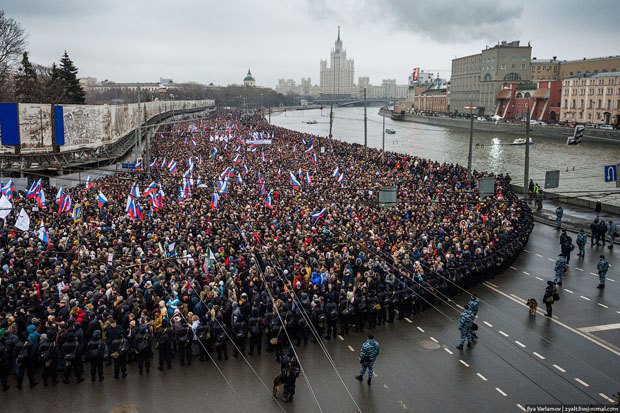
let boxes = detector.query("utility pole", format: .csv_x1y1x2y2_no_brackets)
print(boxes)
363,87,367,155
464,105,476,182
524,104,530,200
328,103,334,139
268,106,271,124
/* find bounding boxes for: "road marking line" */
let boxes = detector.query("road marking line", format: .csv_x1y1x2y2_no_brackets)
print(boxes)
590,272,598,276
600,393,614,403
383,384,390,389
575,267,583,272
483,281,620,357
553,364,566,373
373,372,378,377
510,293,521,299
398,400,407,410
430,337,439,343
522,271,530,275
516,404,527,412
535,276,544,281
338,335,344,341
574,377,589,387
515,340,526,348
598,303,609,309
608,278,616,282
495,387,507,397
483,321,493,328
459,360,469,367
417,326,425,333
477,373,487,381
564,289,574,293
444,348,453,355
548,258,555,262
456,304,464,310
533,352,546,360
510,266,517,270
347,345,355,352
578,322,620,333
580,296,591,301
486,281,498,288
499,330,509,337
535,253,543,257
404,317,413,323
523,249,530,253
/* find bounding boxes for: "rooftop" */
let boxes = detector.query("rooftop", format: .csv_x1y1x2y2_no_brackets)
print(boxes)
564,71,620,79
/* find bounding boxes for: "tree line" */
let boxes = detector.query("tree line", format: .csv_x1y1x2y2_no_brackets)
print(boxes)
0,10,85,104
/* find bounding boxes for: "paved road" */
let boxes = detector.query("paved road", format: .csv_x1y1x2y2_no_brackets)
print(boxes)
4,223,619,413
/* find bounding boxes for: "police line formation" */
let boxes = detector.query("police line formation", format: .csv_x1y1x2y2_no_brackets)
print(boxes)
0,109,537,399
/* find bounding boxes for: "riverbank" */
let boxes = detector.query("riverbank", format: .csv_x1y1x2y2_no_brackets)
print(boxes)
380,109,620,145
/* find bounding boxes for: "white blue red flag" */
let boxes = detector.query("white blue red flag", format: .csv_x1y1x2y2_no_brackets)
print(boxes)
97,191,108,207
289,172,301,190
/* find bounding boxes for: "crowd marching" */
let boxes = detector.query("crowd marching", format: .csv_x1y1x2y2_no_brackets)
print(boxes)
0,109,533,391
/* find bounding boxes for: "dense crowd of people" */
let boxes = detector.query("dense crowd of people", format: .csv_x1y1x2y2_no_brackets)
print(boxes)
0,109,533,390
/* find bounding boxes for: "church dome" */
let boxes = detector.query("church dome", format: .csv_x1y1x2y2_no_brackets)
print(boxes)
244,69,255,82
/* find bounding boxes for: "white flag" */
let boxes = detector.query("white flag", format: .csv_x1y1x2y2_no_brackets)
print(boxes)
15,208,30,232
0,194,12,220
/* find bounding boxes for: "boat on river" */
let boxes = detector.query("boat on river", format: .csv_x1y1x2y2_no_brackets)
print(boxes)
510,138,534,145
385,128,396,134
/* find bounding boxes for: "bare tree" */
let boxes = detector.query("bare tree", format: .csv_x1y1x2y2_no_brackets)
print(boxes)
0,10,27,100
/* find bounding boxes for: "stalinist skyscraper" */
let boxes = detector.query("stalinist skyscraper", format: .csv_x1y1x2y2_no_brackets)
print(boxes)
320,27,355,98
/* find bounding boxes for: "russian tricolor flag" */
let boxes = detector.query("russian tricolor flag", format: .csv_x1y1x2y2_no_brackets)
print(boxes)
332,166,339,178
311,208,327,221
27,179,42,199
59,194,72,213
289,172,301,190
130,182,140,198
55,187,65,205
211,192,220,210
337,172,344,184
305,171,312,186
265,191,273,209
97,191,108,207
149,158,158,169
258,182,265,196
85,176,94,190
304,145,314,154
210,147,218,158
168,160,177,174
133,161,142,171
35,188,47,208
38,222,51,247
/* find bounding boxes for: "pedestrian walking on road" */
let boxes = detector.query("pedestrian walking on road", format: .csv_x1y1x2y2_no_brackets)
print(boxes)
456,305,475,350
554,255,568,286
560,230,574,264
591,219,601,246
555,206,563,230
280,347,301,402
576,229,587,258
356,334,380,385
597,255,610,289
467,295,480,340
608,221,617,249
543,281,559,317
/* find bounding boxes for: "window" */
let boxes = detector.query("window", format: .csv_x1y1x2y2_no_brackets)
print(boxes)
571,99,576,108
588,100,593,109
608,88,613,94
607,100,612,110
588,113,592,120
580,99,584,108
579,112,583,119
500,64,506,69
504,73,521,81
590,88,594,94
564,99,568,108
525,92,531,98
512,64,516,69
618,99,620,109
598,99,602,108
512,57,517,62
521,64,526,69
516,92,523,98
598,88,604,94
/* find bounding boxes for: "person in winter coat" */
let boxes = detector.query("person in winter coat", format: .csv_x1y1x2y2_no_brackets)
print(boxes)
156,318,174,370
608,221,617,249
555,206,563,229
15,337,38,389
560,230,573,264
38,334,58,386
176,321,192,366
61,332,84,384
247,309,263,356
456,305,475,350
576,229,587,258
86,330,106,382
280,347,301,402
110,333,130,378
355,334,380,385
554,255,568,286
597,255,610,289
232,314,248,358
467,295,480,340
132,324,153,375
543,281,558,317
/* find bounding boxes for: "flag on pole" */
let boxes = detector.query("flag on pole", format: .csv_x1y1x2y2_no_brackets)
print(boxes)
149,158,158,169
85,176,94,190
55,187,65,205
305,171,312,186
160,157,167,169
130,182,141,198
312,152,317,164
27,179,42,199
210,147,218,158
311,208,327,221
211,192,220,210
15,208,30,232
168,160,177,174
304,145,314,154
337,172,344,184
0,194,12,221
97,191,108,207
133,160,142,171
59,194,72,214
289,172,301,190
38,221,51,247
1,179,15,201
35,188,46,208
265,191,273,209
332,166,339,178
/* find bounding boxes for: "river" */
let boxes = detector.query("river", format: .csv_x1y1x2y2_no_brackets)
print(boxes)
270,107,620,207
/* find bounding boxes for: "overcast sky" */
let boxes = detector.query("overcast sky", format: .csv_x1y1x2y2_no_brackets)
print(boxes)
3,0,619,88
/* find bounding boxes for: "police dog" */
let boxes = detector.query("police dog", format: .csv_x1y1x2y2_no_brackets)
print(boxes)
272,374,284,398
526,298,538,316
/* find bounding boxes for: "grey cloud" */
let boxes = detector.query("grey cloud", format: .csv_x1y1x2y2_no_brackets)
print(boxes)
377,0,523,43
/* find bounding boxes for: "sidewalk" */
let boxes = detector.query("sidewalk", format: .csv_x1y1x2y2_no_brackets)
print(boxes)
528,197,619,239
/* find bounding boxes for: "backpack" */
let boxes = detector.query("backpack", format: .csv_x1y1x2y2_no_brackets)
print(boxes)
88,343,103,359
137,335,150,351
0,342,9,361
16,348,29,365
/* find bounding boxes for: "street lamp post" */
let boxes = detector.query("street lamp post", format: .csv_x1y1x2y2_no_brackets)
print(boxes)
524,104,531,200
464,105,477,182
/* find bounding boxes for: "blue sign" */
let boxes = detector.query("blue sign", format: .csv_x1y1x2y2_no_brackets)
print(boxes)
0,103,20,146
121,163,136,169
604,165,617,182
53,106,65,146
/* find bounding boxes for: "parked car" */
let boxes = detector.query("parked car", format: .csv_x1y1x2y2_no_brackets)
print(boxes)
529,120,539,125
599,124,614,130
584,123,598,129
